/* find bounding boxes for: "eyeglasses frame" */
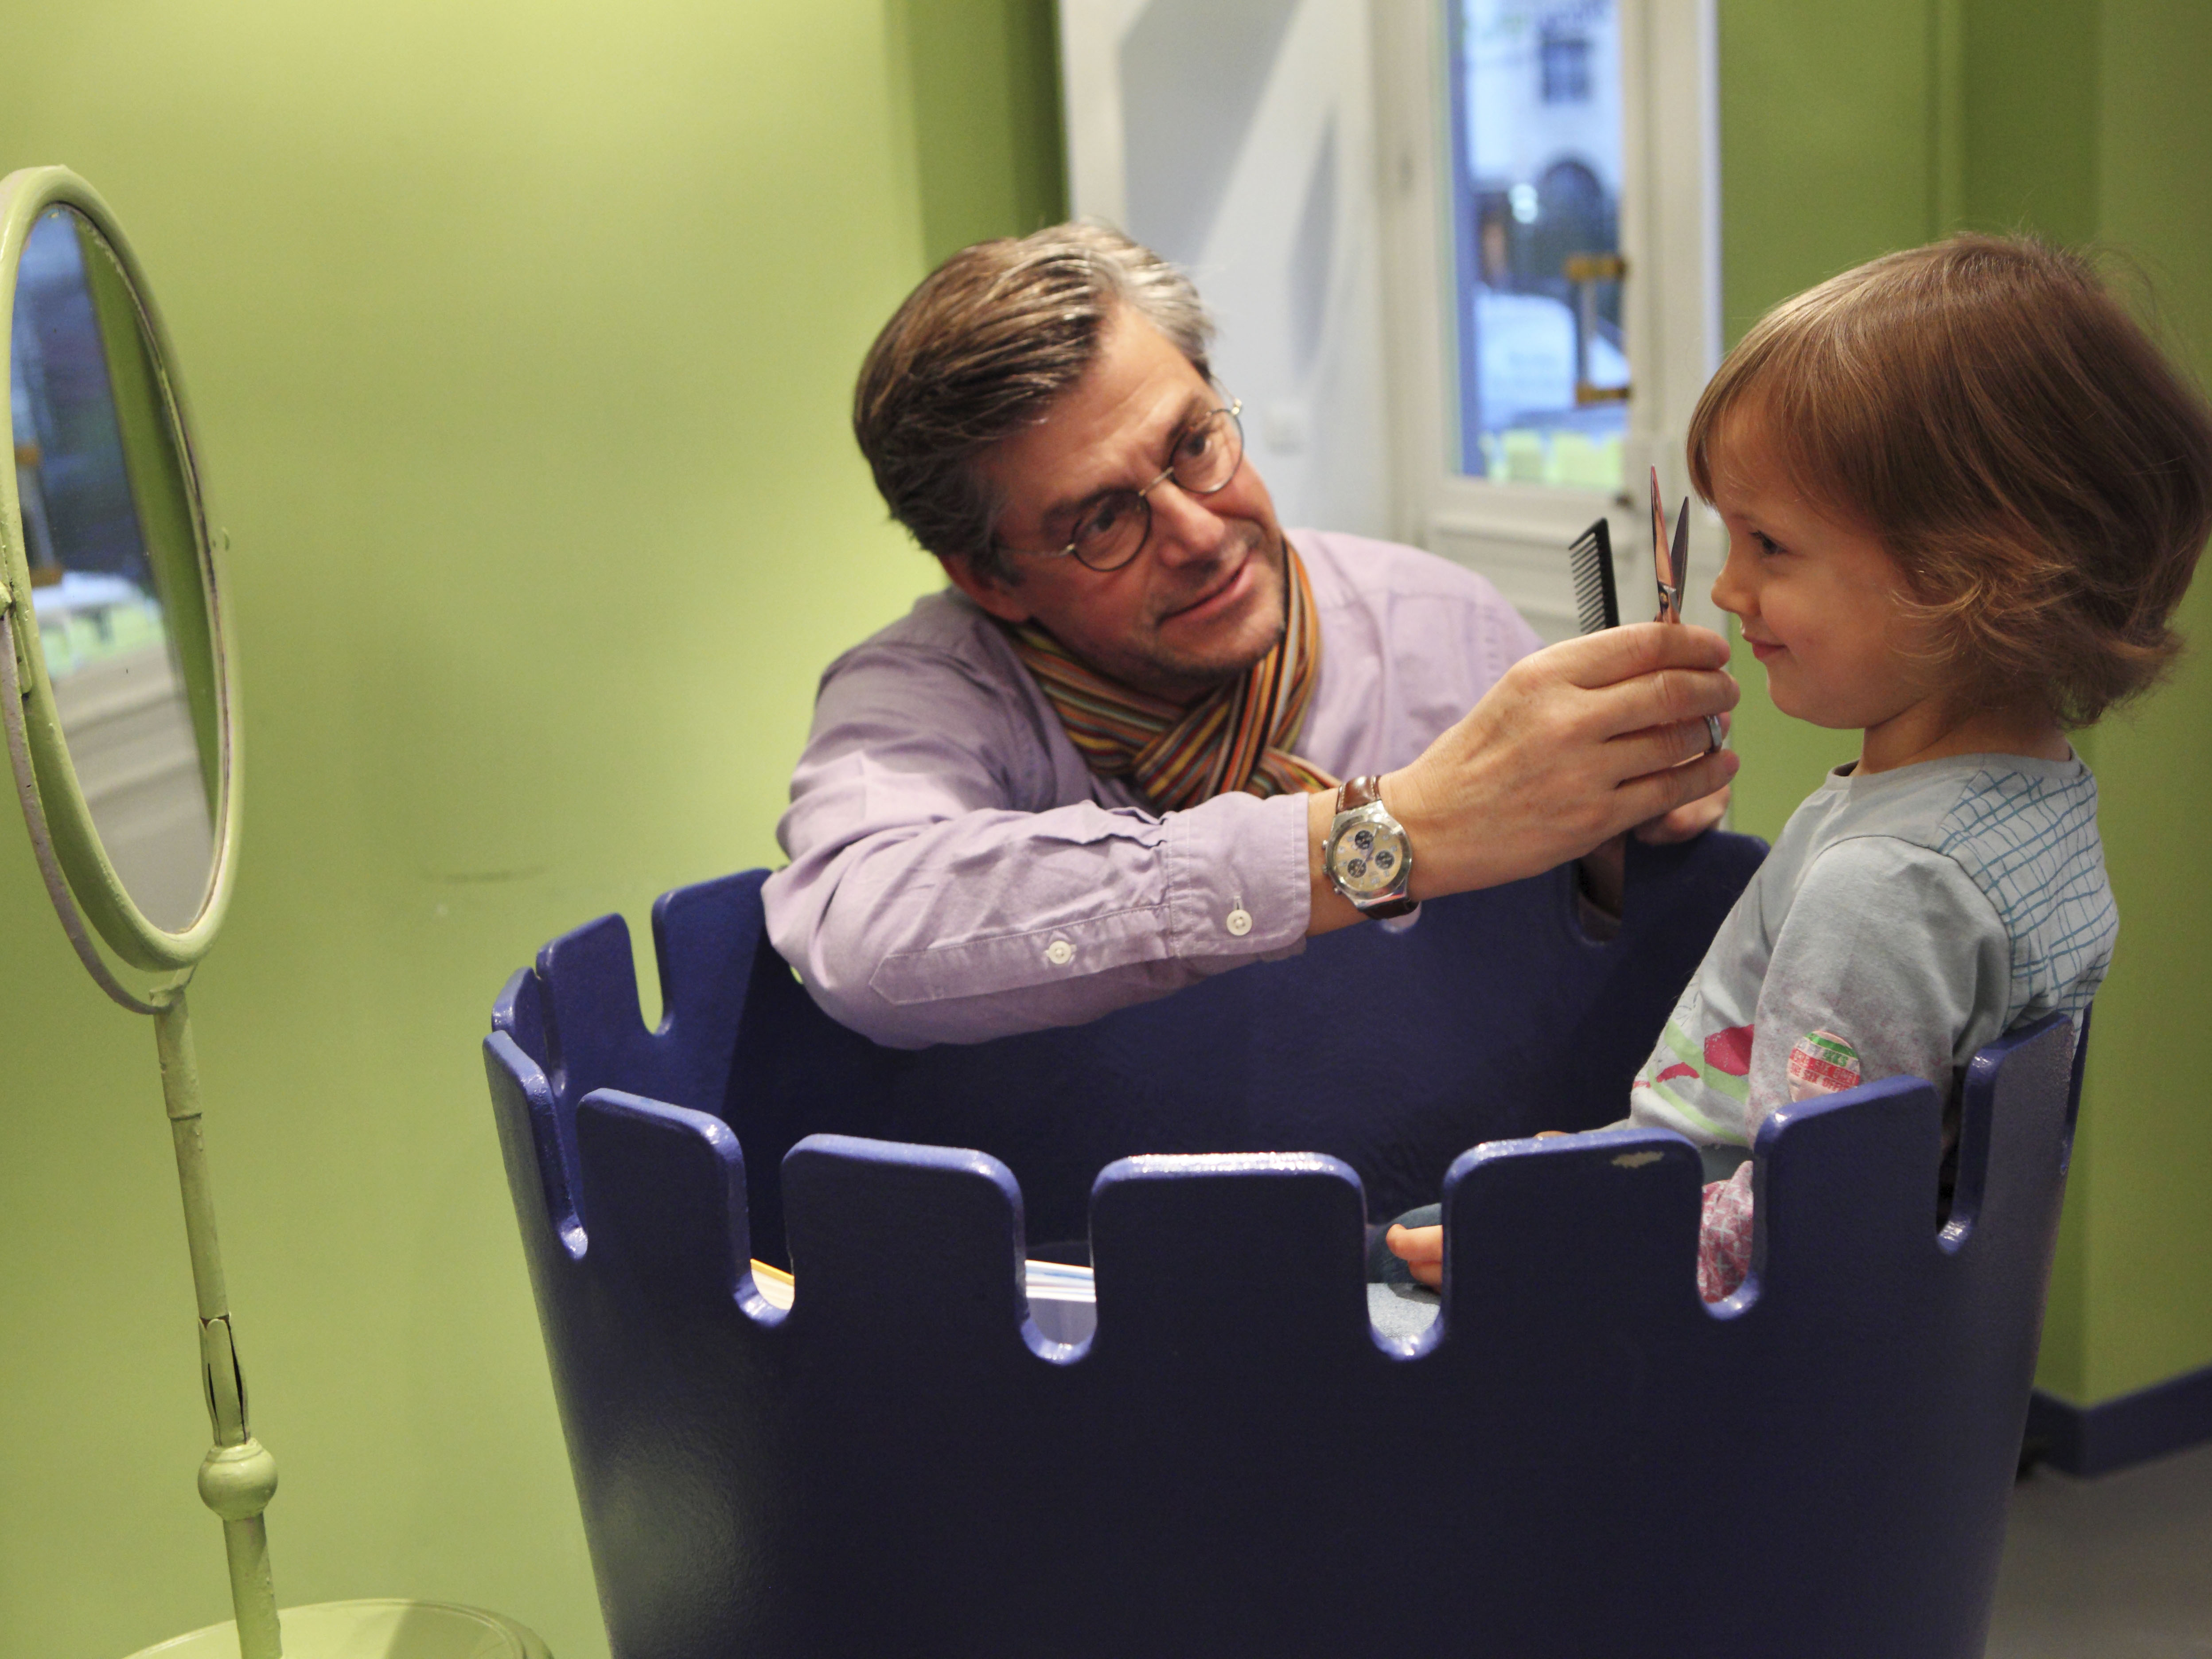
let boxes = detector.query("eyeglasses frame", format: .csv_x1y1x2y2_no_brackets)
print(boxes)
993,397,1246,574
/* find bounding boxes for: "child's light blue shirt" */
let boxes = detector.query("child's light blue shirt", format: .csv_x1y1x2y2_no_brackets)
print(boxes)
1629,752,2115,1148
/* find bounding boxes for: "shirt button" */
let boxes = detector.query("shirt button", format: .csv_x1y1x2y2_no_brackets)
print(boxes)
1226,908,1253,936
1045,939,1075,966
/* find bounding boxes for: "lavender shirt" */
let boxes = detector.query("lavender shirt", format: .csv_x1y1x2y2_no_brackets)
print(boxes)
764,529,1542,1047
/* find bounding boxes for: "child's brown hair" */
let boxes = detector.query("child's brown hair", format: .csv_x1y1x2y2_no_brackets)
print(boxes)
1687,235,2212,726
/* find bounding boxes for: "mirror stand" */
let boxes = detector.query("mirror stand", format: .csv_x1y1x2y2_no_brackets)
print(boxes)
156,987,283,1659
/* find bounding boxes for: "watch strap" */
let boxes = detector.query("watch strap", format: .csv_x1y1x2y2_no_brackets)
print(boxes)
1341,774,1384,812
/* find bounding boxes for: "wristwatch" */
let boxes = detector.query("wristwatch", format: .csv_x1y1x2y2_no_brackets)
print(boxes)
1322,775,1417,919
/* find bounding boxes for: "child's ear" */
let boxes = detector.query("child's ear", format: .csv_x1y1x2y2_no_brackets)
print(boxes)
942,555,1034,624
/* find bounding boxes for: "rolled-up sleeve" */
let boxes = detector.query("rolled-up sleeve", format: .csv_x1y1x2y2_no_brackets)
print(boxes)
762,635,1313,1048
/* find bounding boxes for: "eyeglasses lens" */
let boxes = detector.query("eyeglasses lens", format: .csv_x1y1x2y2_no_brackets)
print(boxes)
1071,495,1146,572
1070,405,1245,572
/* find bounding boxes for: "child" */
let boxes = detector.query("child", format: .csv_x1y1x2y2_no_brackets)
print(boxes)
1386,234,2212,1301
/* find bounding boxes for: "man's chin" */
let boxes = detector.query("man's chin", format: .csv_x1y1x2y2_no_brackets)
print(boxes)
1144,611,1287,697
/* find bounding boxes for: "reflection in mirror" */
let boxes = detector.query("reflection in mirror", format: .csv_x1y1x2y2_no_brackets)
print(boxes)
12,206,215,931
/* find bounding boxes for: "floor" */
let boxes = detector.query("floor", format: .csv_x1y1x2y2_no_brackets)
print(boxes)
1986,1438,2212,1657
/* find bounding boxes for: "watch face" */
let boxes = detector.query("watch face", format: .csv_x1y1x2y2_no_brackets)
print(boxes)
1332,816,1408,898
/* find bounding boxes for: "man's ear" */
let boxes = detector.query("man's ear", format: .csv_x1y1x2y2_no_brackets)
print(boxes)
940,553,1034,624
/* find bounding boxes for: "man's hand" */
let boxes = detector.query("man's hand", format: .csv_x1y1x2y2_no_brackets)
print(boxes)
1636,707,1732,844
1637,780,1732,844
1308,624,1738,932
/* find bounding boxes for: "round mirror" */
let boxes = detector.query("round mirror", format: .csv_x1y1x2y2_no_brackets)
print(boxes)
0,169,236,979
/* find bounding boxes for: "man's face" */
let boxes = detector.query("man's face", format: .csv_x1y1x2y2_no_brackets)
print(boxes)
955,307,1289,704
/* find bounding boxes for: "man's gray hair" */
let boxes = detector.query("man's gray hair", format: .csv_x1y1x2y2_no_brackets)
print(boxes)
853,222,1215,582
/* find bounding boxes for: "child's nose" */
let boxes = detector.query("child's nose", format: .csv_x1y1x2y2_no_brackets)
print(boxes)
1710,537,1753,618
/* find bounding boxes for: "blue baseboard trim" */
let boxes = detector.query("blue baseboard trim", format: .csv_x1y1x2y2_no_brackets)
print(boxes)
2028,1362,2212,1476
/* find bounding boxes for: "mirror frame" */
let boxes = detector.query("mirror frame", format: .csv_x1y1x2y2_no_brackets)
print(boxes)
0,166,239,976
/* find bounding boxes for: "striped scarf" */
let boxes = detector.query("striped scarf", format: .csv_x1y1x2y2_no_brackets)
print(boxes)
1002,545,1337,811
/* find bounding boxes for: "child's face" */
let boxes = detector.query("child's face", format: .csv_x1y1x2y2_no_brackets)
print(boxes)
1707,409,1949,752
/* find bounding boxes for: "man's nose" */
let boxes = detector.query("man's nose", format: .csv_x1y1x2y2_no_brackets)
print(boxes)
1144,478,1231,566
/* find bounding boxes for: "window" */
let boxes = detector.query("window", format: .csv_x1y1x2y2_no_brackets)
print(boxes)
1538,28,1592,104
1376,0,1719,639
1452,1,1625,487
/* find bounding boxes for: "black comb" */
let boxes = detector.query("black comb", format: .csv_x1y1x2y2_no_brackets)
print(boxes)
1568,518,1620,635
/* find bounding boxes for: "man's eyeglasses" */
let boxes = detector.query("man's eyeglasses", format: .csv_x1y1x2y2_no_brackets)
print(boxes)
999,400,1245,573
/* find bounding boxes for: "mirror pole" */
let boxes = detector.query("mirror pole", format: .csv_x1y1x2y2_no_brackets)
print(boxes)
153,988,284,1659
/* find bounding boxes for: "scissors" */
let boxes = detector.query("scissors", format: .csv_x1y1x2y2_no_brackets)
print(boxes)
1651,466,1725,752
1649,465,1687,624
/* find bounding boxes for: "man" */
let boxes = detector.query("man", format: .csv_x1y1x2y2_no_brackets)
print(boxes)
767,224,1737,1048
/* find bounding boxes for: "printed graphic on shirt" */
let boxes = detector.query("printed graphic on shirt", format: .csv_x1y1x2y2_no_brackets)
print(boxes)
1786,1029,1862,1101
1706,1024,1753,1075
1635,1015,1751,1141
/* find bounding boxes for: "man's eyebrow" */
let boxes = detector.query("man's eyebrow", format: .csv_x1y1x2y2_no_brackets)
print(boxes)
1039,392,1215,527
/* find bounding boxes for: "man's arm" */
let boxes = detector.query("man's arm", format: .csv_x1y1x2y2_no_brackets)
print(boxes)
1306,623,1740,935
764,637,1317,1048
770,620,1737,1046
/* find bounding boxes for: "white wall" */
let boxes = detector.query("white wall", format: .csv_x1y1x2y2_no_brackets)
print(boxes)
1059,0,1393,540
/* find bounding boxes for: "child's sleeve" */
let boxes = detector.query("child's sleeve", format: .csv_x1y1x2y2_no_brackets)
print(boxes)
1693,835,2010,1302
1745,835,2011,1133
1699,1164,1756,1301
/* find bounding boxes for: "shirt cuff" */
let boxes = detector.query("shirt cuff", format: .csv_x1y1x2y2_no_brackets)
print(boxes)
1164,788,1314,961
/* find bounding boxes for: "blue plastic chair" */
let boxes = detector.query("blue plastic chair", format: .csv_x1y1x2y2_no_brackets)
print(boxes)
501,833,1767,1268
484,840,2085,1657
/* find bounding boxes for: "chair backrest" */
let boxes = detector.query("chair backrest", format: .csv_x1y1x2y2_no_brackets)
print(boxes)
495,832,1768,1263
485,1003,2082,1659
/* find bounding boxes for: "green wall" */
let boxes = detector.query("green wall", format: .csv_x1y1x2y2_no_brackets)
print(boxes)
0,4,1057,1656
2064,0,2212,1405
1719,0,2212,1404
897,0,1067,264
